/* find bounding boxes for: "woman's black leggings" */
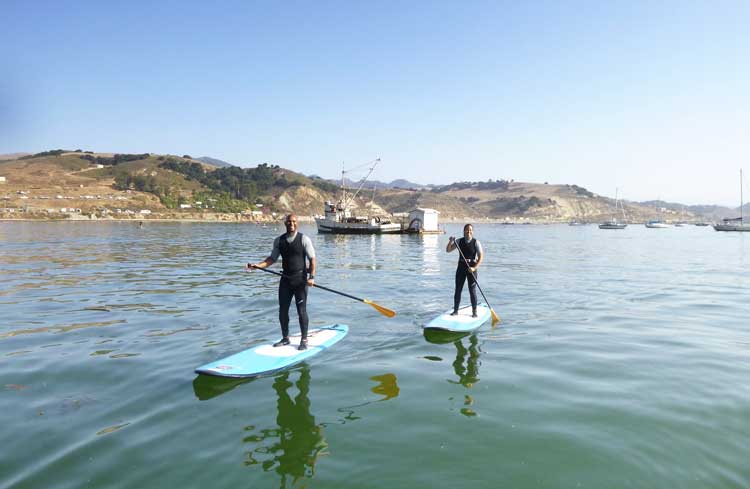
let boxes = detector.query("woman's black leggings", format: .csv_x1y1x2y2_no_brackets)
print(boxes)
454,267,478,311
279,275,309,339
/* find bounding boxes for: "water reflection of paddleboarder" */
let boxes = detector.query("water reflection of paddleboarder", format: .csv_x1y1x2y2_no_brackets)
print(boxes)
243,367,327,487
450,334,480,388
448,334,481,416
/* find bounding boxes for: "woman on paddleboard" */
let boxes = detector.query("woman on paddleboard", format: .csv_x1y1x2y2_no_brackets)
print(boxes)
446,223,483,318
248,214,317,350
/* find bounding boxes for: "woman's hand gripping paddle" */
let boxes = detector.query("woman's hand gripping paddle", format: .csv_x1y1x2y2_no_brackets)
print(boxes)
452,239,501,325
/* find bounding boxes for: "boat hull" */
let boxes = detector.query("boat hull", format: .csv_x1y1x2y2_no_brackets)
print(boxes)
713,224,750,232
315,218,402,234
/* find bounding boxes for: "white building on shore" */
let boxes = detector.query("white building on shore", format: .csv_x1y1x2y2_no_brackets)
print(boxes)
407,208,441,233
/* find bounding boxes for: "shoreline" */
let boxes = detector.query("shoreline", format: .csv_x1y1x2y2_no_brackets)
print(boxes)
0,216,637,225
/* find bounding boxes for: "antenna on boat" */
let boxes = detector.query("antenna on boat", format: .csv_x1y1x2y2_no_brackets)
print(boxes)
340,161,347,206
343,157,381,209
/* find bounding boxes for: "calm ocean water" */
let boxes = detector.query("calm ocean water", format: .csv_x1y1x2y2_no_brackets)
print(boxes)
1,221,748,488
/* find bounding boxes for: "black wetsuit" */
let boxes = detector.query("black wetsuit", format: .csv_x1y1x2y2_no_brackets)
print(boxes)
454,237,478,312
278,233,309,339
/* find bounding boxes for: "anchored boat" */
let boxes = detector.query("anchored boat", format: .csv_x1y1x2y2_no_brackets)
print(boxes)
599,188,628,230
645,220,671,228
315,158,402,234
714,169,750,232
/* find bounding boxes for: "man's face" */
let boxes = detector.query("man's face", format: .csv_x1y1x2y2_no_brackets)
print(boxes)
285,216,298,233
463,225,473,241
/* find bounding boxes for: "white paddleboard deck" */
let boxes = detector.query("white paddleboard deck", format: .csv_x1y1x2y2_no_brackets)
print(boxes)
423,304,491,332
196,324,348,378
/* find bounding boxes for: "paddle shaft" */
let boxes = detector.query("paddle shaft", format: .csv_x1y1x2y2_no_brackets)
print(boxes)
251,266,372,304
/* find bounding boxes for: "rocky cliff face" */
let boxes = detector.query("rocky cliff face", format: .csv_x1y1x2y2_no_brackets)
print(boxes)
275,185,330,216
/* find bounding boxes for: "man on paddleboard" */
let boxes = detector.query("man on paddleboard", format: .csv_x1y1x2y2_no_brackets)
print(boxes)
446,223,483,318
248,214,317,350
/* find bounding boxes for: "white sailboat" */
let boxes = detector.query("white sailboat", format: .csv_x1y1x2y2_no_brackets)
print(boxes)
645,198,671,228
714,169,750,232
599,188,628,230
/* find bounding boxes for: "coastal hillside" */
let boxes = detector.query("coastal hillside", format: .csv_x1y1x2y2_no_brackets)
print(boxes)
371,181,705,222
0,150,331,220
0,150,726,222
0,153,31,160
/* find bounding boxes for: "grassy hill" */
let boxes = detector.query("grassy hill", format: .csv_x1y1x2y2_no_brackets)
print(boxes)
372,181,669,222
0,150,726,222
0,150,344,219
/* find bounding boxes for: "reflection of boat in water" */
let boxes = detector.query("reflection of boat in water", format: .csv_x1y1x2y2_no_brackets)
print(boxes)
315,158,402,234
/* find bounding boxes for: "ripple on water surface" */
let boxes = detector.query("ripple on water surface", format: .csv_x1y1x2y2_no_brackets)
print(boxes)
1,222,748,488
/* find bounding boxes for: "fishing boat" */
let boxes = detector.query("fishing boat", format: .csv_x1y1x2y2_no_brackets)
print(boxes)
599,188,628,230
315,158,402,234
714,169,750,232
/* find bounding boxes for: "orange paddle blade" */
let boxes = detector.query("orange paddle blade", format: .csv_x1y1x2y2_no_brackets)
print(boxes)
364,299,396,318
490,309,501,325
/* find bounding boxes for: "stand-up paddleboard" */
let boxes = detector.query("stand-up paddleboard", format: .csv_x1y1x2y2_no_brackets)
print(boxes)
196,324,348,378
423,304,490,332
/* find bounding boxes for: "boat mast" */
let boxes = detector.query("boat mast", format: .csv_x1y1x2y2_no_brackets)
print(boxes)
340,162,346,206
343,158,381,209
615,187,620,221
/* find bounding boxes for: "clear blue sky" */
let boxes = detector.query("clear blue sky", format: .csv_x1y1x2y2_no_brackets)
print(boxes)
2,1,748,205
